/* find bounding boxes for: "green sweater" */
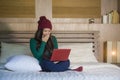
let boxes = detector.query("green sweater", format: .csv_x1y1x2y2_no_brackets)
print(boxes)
30,36,58,62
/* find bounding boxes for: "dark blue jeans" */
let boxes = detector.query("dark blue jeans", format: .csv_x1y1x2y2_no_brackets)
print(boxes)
40,59,70,72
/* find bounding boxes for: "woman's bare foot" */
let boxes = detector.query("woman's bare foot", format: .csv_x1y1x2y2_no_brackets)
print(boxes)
72,66,83,72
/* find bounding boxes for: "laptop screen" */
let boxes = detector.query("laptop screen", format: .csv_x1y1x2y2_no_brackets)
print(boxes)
50,49,71,61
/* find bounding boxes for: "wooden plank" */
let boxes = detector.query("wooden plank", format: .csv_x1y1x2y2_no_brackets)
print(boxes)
53,0,100,7
52,0,101,18
0,0,35,18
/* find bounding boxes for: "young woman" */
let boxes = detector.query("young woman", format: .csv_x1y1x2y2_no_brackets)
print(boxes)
30,16,70,72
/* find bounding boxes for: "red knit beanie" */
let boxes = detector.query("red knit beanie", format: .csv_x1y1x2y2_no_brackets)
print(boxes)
38,16,52,30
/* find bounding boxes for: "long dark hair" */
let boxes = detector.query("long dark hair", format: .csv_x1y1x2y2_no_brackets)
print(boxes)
34,29,54,55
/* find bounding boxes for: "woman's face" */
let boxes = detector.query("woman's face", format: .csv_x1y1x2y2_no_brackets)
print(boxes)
43,28,51,36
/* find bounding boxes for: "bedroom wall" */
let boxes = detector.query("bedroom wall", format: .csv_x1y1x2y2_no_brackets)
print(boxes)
0,0,118,31
0,0,120,62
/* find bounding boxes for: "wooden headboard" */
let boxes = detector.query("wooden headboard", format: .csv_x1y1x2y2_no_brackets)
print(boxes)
0,31,100,60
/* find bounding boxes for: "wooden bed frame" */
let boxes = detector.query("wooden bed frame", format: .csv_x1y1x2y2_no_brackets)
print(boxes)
0,31,100,61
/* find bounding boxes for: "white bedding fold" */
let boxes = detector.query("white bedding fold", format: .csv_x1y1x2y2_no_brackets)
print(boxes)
70,62,120,71
0,63,120,80
70,62,120,80
0,70,84,80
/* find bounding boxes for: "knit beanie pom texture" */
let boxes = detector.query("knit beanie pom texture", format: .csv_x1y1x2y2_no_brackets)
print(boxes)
38,16,52,30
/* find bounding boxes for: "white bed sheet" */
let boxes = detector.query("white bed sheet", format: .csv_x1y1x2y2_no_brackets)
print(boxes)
0,63,120,80
70,62,120,80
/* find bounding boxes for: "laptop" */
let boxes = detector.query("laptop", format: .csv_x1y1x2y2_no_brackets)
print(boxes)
50,49,71,61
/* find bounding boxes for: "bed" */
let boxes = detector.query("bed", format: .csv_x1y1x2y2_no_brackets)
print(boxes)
0,31,120,80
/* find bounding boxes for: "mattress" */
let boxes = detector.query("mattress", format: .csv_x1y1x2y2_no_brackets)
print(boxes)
0,63,120,80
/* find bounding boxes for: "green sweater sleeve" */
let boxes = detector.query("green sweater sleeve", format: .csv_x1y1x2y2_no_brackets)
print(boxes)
30,36,58,61
30,38,46,61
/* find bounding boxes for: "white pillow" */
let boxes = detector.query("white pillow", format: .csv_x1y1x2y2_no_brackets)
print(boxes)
4,55,41,72
59,43,98,63
0,42,32,63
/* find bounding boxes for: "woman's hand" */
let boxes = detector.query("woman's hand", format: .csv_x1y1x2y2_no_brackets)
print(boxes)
42,35,50,42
